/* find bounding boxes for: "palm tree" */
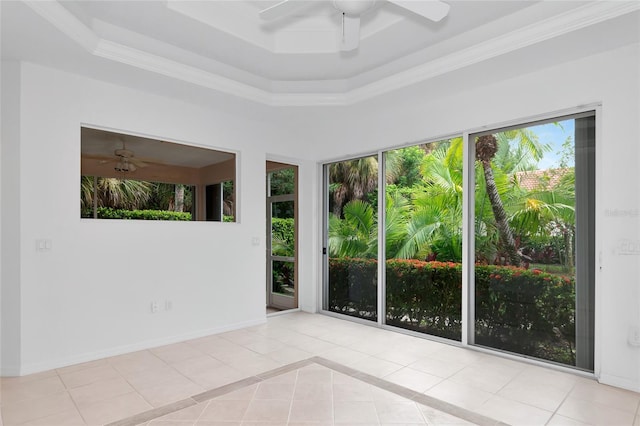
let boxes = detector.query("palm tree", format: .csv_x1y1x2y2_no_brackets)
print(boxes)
81,176,152,211
328,200,377,258
475,131,549,266
476,134,522,265
329,157,378,217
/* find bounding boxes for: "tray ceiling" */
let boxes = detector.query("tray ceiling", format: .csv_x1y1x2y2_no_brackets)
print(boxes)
2,1,639,106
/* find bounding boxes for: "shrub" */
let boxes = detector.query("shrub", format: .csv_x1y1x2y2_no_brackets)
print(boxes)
87,207,192,221
328,258,576,365
328,258,378,321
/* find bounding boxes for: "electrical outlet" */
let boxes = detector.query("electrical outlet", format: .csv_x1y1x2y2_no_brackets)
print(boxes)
151,302,159,313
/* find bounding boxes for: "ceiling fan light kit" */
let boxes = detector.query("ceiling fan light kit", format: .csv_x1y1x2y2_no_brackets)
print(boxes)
259,0,450,52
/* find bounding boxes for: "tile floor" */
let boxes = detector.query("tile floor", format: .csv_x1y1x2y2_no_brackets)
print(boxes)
0,312,639,425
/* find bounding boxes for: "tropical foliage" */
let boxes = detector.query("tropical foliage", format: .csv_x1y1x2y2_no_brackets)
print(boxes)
327,127,578,364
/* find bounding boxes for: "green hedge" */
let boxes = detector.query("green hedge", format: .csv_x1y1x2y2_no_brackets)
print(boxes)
328,258,576,365
85,207,192,221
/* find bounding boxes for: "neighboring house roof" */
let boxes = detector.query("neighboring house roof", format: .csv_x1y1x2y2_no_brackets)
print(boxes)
514,168,571,191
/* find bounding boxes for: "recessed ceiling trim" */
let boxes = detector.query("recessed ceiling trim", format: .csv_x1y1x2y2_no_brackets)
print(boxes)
93,39,272,104
23,0,640,107
24,0,99,52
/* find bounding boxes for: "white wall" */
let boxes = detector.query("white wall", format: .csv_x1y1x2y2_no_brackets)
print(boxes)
2,39,639,393
285,42,640,391
1,62,318,375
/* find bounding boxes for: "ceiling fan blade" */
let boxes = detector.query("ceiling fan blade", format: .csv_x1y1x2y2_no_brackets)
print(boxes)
259,0,307,20
128,157,148,168
340,14,360,51
388,0,450,22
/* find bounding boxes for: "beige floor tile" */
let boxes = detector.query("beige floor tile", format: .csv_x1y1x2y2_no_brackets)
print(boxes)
0,370,58,386
253,382,295,400
123,364,186,390
242,399,290,422
569,380,640,413
557,396,636,425
333,381,373,401
158,402,207,421
320,347,369,366
285,336,337,354
497,376,569,411
288,399,333,422
348,356,403,378
375,347,429,366
407,356,467,379
424,380,493,411
243,339,285,355
428,346,486,365
227,355,282,377
296,366,332,384
183,365,247,389
418,406,474,425
265,347,312,365
287,423,331,426
199,400,250,422
334,401,379,423
2,392,76,425
69,376,135,408
136,375,203,407
516,366,580,392
209,347,262,365
1,375,66,405
56,359,109,375
109,351,168,375
448,362,519,393
476,395,553,425
171,355,225,377
19,408,86,426
149,420,197,426
78,391,152,425
383,367,442,393
186,335,231,354
293,382,332,400
151,343,204,364
58,364,122,389
546,414,592,426
197,421,242,426
219,330,258,346
375,400,425,424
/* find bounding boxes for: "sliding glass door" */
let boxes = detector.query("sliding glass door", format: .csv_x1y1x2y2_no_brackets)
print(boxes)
472,113,595,370
324,156,379,321
384,139,463,341
322,111,595,371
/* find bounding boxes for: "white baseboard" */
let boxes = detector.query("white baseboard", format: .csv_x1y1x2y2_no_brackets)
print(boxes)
598,373,640,393
13,317,266,377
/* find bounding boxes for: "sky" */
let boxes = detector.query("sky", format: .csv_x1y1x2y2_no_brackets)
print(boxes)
529,119,575,170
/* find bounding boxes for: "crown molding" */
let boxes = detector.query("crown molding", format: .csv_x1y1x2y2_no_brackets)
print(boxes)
23,0,640,107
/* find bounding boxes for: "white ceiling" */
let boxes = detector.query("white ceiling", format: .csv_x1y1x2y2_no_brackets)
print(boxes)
2,1,639,106
81,127,234,168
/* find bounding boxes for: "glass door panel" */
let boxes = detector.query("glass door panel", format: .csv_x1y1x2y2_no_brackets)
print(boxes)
324,156,378,321
267,165,297,311
384,139,463,341
473,114,594,370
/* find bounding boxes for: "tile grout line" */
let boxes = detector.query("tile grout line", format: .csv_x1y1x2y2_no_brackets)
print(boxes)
543,379,579,426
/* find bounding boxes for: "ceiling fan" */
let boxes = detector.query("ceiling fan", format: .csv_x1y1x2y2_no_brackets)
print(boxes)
84,139,149,173
259,0,450,51
112,143,147,173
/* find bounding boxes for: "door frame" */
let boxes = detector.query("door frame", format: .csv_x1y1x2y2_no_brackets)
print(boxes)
266,162,298,311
